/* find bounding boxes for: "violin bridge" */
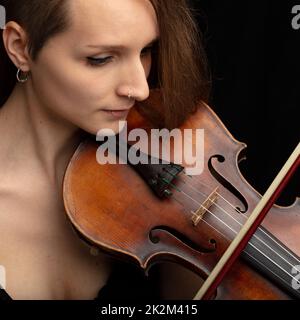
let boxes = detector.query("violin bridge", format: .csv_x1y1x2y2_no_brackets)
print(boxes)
191,187,219,226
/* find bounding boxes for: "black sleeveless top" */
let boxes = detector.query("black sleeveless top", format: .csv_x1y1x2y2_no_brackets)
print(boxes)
0,285,114,301
0,287,11,301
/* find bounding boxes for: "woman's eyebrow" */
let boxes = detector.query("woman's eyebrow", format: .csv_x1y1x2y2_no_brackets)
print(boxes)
85,37,159,50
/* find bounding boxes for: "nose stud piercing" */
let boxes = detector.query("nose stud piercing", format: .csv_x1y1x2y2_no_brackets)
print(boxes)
128,89,132,100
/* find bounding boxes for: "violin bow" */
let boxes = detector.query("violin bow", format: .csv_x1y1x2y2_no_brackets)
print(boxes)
194,142,300,300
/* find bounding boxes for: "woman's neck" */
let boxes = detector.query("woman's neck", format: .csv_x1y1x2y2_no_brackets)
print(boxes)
0,83,83,191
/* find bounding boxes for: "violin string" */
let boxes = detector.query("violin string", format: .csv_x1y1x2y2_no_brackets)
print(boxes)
170,190,297,289
171,186,239,235
179,170,300,264
213,191,300,262
240,250,296,291
165,178,299,281
178,171,300,265
171,195,233,242
181,173,300,264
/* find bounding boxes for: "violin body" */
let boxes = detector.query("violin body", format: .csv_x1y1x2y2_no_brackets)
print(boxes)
63,96,300,300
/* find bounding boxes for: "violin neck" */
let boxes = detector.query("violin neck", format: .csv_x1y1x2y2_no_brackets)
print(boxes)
243,226,300,299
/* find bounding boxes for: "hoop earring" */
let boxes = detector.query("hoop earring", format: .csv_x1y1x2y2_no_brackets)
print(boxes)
16,68,29,83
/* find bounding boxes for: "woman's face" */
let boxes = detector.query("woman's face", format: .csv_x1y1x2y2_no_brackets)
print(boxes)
29,0,159,135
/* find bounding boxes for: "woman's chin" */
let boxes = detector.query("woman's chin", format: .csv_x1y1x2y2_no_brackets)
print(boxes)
86,119,127,137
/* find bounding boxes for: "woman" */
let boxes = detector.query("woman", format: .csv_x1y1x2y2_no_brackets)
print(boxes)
0,0,209,300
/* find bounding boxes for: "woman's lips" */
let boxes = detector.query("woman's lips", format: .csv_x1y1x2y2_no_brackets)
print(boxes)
102,109,130,118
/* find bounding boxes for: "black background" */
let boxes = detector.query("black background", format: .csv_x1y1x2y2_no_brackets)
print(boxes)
191,0,299,205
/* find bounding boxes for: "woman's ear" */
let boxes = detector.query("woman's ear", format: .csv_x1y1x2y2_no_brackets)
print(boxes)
2,21,30,71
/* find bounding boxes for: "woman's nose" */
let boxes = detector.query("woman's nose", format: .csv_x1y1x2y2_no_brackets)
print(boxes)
117,59,150,102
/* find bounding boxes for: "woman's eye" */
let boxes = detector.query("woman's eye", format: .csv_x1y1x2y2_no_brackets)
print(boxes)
87,56,113,66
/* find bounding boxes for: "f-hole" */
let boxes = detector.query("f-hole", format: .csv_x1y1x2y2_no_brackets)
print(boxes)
208,155,248,213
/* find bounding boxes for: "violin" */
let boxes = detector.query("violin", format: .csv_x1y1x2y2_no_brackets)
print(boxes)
62,92,300,300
